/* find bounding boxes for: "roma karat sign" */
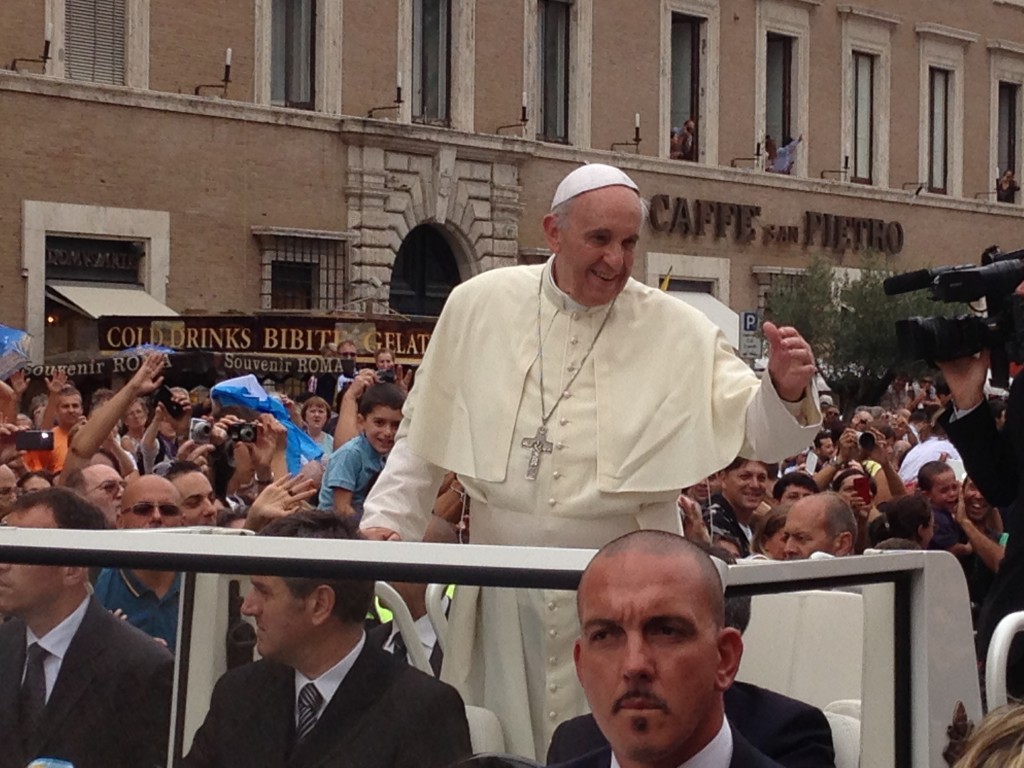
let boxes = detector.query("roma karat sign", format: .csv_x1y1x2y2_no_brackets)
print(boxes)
648,194,905,255
98,315,436,362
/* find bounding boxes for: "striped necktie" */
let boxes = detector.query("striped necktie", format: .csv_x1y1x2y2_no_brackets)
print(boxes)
295,682,323,742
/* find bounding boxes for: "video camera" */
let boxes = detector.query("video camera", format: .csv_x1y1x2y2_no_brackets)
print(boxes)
883,245,1024,387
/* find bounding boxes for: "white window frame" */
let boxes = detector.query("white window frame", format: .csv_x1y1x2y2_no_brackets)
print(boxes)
754,0,814,177
45,0,148,86
659,0,719,164
838,6,898,188
523,0,592,147
398,0,474,130
22,201,170,363
254,0,343,115
916,23,977,198
989,40,1024,195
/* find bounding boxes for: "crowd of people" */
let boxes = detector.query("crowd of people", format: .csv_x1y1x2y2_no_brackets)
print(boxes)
0,161,1021,767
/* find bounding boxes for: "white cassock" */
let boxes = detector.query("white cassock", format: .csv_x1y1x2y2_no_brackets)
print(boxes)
362,258,820,758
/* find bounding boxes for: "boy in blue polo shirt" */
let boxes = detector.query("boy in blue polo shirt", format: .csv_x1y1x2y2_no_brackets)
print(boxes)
319,383,405,522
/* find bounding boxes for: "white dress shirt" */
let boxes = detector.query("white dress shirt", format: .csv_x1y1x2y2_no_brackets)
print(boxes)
293,631,366,727
383,613,439,661
610,719,733,768
24,595,90,703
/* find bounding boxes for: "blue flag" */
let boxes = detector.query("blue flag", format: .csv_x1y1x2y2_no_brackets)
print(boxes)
211,375,323,473
0,324,31,381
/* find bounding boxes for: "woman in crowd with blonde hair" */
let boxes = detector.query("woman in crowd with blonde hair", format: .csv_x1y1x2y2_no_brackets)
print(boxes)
953,704,1024,768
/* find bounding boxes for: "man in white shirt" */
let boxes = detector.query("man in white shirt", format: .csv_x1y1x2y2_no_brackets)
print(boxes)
0,487,174,768
552,530,783,768
183,510,471,768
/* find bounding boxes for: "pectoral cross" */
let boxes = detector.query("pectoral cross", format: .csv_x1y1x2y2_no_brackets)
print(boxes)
521,425,553,480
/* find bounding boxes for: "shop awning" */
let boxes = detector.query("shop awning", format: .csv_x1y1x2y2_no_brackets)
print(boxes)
668,291,740,348
46,283,178,319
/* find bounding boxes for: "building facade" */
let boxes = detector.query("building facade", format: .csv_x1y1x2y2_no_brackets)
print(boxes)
3,0,1024,367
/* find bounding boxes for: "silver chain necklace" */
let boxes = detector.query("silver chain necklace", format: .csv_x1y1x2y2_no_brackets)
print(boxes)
520,274,617,480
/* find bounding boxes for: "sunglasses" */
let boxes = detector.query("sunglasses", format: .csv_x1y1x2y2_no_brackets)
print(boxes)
125,502,181,517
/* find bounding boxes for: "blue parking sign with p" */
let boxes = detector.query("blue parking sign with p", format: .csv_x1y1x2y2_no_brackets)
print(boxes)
741,312,759,333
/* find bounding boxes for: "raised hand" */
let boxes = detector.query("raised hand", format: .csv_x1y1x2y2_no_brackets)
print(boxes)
763,322,816,402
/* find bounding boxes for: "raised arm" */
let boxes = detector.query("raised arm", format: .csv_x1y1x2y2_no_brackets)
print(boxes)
63,354,165,476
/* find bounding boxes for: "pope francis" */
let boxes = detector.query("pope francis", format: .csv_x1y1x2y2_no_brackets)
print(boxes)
361,163,821,758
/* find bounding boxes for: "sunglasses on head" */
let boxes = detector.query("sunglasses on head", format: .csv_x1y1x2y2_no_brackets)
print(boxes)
126,502,181,517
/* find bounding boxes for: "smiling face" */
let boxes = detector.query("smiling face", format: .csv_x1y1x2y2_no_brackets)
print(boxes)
574,549,740,767
962,478,992,524
719,461,769,519
545,185,642,308
358,405,402,455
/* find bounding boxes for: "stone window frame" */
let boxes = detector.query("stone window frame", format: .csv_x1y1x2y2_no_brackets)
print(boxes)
646,251,731,305
44,0,149,87
838,5,899,189
254,0,343,115
22,201,170,363
915,23,978,198
988,40,1024,198
397,0,475,131
754,0,816,178
253,227,356,312
659,0,720,164
523,0,592,148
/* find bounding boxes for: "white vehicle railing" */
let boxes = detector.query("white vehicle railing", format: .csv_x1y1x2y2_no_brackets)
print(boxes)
0,528,983,768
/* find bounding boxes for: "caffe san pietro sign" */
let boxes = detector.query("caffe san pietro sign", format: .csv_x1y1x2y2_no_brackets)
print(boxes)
648,194,905,255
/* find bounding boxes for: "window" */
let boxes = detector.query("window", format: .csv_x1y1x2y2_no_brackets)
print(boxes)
929,67,950,194
765,33,794,149
537,0,571,143
670,14,702,161
412,0,451,124
852,52,875,184
389,225,461,316
998,82,1019,178
271,0,315,109
256,233,347,311
65,0,126,85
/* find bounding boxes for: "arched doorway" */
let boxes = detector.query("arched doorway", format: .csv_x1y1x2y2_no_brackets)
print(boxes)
389,224,462,316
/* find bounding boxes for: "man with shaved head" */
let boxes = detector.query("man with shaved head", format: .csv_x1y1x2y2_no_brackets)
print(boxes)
93,474,184,649
552,530,781,767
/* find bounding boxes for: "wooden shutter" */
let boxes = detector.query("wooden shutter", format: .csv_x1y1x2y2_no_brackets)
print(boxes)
65,0,126,85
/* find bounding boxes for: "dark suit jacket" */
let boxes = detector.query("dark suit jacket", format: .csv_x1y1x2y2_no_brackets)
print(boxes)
942,382,1024,690
0,595,174,768
366,620,444,676
548,724,785,768
182,639,472,768
546,681,835,768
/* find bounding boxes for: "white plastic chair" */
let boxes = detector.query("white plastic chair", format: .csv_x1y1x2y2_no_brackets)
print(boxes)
985,610,1024,708
374,581,433,675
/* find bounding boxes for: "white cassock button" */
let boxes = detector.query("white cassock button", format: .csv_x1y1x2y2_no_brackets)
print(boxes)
549,683,559,693
548,629,558,638
548,656,558,666
562,390,571,398
548,498,557,507
570,336,579,345
571,312,580,320
547,601,557,611
548,711,558,720
556,442,565,450
552,471,561,479
559,418,569,426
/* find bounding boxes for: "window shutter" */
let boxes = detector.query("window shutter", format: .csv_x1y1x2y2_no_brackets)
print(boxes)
66,0,126,85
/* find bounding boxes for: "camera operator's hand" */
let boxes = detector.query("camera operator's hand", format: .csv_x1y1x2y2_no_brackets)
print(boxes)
177,439,215,472
210,414,244,447
837,429,859,465
763,322,817,403
936,350,990,413
346,369,377,401
864,427,891,464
